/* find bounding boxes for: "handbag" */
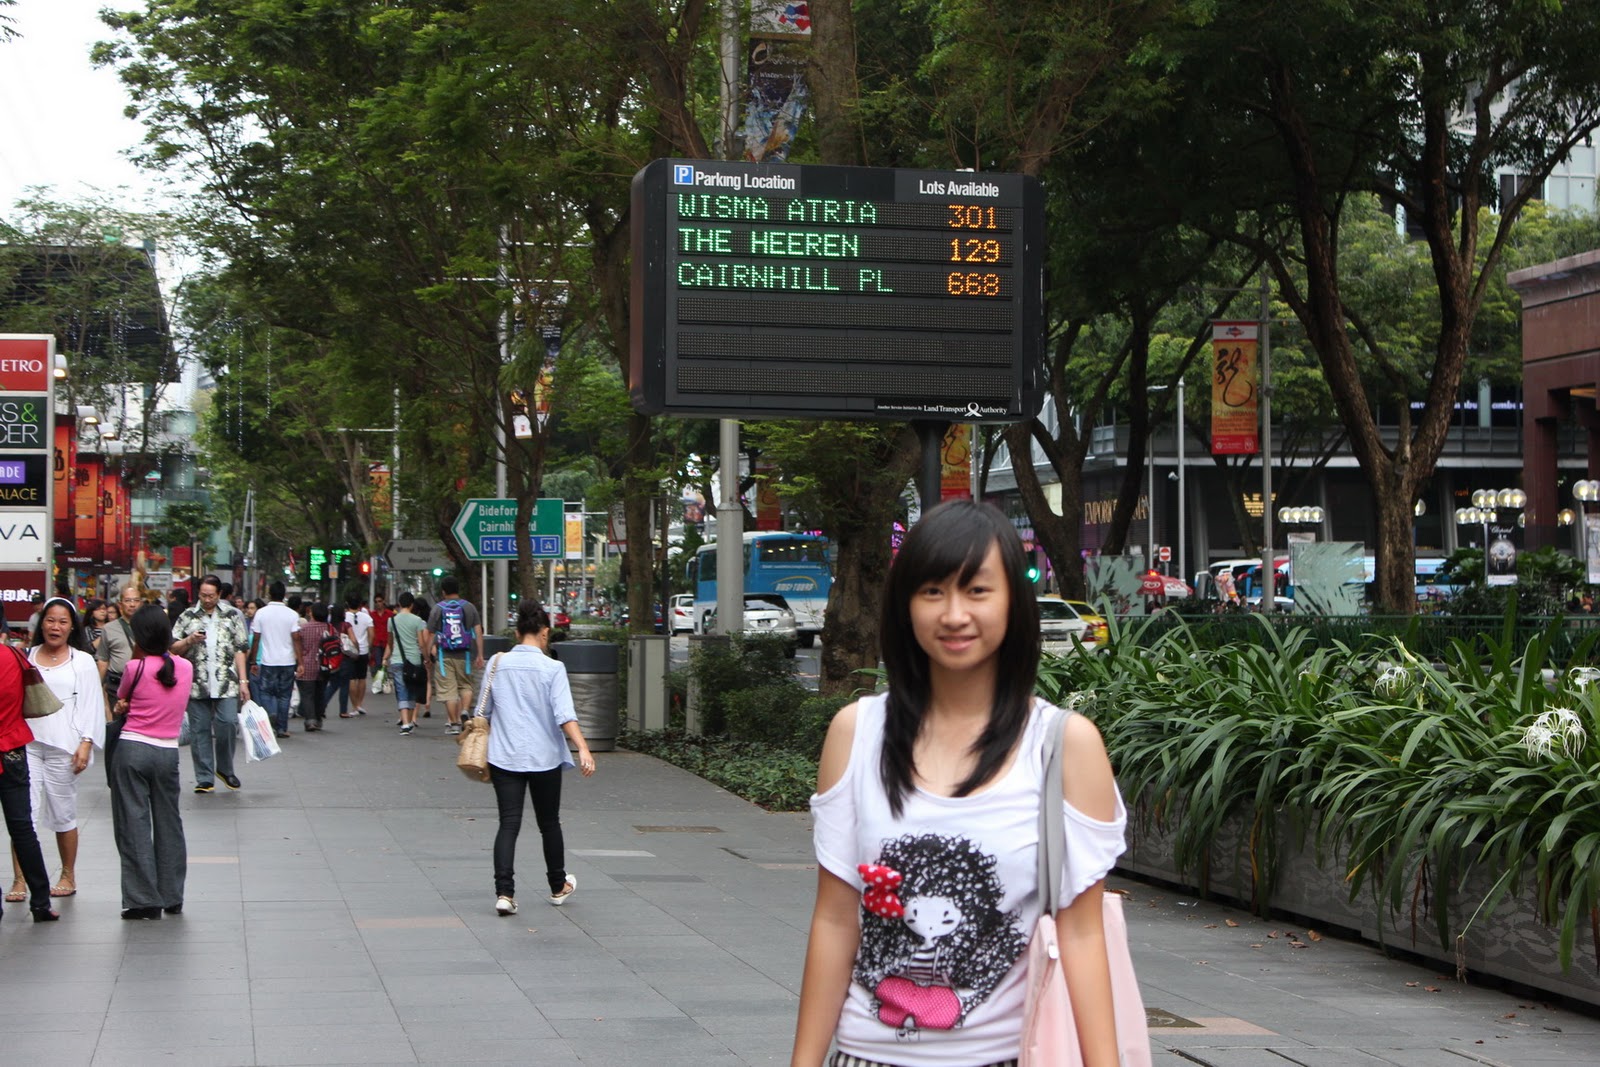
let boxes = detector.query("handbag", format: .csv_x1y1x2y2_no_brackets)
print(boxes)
455,652,502,783
1021,707,1152,1067
9,645,63,719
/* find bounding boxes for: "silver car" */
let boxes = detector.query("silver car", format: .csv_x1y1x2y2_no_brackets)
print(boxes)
704,594,798,656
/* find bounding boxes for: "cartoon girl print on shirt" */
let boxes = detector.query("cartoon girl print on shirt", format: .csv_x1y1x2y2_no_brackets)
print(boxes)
854,833,1028,1040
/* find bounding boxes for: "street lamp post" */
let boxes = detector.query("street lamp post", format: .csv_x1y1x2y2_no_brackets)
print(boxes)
1571,480,1600,577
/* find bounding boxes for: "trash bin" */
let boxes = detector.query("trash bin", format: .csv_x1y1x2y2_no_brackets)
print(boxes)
551,640,620,752
482,633,513,659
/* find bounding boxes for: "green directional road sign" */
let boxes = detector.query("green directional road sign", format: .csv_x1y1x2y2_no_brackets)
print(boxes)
450,498,565,561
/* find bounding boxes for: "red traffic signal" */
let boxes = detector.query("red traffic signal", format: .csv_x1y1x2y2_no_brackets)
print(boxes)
359,559,372,576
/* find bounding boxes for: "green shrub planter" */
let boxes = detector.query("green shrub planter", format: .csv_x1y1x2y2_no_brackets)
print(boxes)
1119,800,1600,1007
1045,613,1600,1006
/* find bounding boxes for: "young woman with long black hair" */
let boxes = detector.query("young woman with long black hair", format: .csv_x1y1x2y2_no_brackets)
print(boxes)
110,604,193,919
793,500,1126,1067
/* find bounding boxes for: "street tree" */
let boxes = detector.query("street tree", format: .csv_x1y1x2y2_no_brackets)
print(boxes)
1146,0,1600,611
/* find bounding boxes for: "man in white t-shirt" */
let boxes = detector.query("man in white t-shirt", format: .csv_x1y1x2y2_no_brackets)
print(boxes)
345,594,375,716
249,581,302,737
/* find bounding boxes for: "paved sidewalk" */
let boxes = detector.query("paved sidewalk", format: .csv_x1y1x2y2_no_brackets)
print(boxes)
1,688,1597,1066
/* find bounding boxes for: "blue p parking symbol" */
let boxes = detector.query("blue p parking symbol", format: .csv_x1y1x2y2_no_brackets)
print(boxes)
673,164,695,185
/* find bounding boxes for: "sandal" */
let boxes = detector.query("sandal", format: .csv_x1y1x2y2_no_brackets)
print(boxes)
50,873,76,898
4,882,25,903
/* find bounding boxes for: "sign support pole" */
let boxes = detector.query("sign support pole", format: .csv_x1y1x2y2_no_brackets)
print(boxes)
716,419,744,636
914,420,948,514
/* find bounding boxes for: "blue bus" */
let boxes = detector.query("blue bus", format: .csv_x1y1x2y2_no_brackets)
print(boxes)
686,532,832,646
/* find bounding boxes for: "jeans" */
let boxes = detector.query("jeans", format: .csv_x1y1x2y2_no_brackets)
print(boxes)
109,741,186,910
318,664,350,718
295,678,323,725
187,696,239,786
0,745,51,916
391,663,416,710
489,763,566,898
255,665,296,733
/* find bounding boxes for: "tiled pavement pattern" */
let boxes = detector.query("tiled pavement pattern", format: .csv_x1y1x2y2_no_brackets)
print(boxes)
2,688,1598,1066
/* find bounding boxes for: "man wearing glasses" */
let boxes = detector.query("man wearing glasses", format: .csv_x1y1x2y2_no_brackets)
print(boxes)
172,576,253,793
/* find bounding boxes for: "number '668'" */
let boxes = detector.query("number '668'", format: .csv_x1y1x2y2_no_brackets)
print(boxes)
946,271,1000,297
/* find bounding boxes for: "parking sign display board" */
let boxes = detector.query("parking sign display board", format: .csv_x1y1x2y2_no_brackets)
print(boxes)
630,159,1045,422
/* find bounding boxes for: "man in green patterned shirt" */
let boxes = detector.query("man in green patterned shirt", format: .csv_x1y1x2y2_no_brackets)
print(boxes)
172,575,254,793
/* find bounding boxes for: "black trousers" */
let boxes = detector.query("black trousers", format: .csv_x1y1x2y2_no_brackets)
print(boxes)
488,763,565,898
0,745,51,916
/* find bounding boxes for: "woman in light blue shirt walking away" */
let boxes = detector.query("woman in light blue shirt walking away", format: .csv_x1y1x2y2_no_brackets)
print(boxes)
477,601,596,916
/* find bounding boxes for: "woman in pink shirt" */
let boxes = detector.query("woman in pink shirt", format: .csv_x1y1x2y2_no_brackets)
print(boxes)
110,604,194,920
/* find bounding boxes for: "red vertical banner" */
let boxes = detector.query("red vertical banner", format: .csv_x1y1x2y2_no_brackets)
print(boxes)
940,425,973,501
74,457,102,560
754,460,782,531
1210,321,1260,455
101,472,122,567
53,420,75,551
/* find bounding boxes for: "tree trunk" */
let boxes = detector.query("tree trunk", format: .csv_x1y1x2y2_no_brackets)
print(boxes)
1005,421,1086,598
621,411,658,633
818,426,919,696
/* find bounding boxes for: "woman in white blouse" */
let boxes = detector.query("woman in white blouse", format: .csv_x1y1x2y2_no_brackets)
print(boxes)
793,501,1125,1067
4,598,105,902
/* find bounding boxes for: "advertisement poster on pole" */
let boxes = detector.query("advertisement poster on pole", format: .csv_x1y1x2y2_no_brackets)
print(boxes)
1210,321,1259,455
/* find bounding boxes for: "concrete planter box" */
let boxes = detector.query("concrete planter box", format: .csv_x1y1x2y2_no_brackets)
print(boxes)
1119,802,1600,1007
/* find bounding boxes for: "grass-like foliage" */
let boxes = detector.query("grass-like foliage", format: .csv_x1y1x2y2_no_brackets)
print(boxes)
1053,613,1600,972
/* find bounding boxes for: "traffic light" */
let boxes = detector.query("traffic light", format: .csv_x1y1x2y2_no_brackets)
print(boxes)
431,567,444,578
1026,564,1041,583
359,559,372,576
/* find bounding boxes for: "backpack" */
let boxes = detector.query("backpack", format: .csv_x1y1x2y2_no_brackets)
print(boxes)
318,625,344,677
437,599,471,651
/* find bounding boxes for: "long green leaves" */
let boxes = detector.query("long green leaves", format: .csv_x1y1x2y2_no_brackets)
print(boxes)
1050,616,1600,971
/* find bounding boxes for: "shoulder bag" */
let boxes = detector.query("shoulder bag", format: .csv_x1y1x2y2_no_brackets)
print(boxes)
1021,707,1152,1067
104,658,147,786
10,644,62,719
455,652,502,783
396,625,429,694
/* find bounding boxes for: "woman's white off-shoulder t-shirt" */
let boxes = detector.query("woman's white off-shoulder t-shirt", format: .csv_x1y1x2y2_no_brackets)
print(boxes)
810,694,1126,1067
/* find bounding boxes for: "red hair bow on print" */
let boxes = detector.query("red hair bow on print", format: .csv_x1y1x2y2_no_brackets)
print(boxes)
858,863,904,918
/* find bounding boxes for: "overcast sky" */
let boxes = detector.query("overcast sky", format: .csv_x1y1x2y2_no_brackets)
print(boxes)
0,1,178,214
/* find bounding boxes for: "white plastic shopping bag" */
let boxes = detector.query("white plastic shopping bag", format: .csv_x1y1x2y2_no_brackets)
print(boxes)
236,700,282,763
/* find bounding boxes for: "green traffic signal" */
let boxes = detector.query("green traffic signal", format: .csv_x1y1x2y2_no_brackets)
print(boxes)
1026,565,1041,583
432,567,444,577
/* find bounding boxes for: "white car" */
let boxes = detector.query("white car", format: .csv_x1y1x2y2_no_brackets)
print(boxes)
1037,595,1094,646
670,593,695,634
704,594,798,656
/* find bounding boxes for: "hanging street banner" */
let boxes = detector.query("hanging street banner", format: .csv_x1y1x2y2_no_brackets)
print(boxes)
1210,321,1259,455
451,498,565,561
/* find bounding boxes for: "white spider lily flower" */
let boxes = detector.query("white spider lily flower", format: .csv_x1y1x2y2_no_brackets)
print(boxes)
1062,691,1094,713
1373,665,1412,701
1568,666,1600,688
1521,708,1587,761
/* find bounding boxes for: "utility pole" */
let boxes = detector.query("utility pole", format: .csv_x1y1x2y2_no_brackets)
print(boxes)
1260,271,1275,611
713,0,744,637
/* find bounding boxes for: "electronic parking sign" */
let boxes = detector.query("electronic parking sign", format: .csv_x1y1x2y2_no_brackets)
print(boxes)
630,159,1045,422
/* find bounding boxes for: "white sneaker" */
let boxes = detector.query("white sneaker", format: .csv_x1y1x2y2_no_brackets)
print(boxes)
547,876,576,906
495,895,517,916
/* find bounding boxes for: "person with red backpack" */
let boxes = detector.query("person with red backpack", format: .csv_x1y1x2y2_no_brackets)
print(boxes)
316,603,353,722
427,577,484,736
